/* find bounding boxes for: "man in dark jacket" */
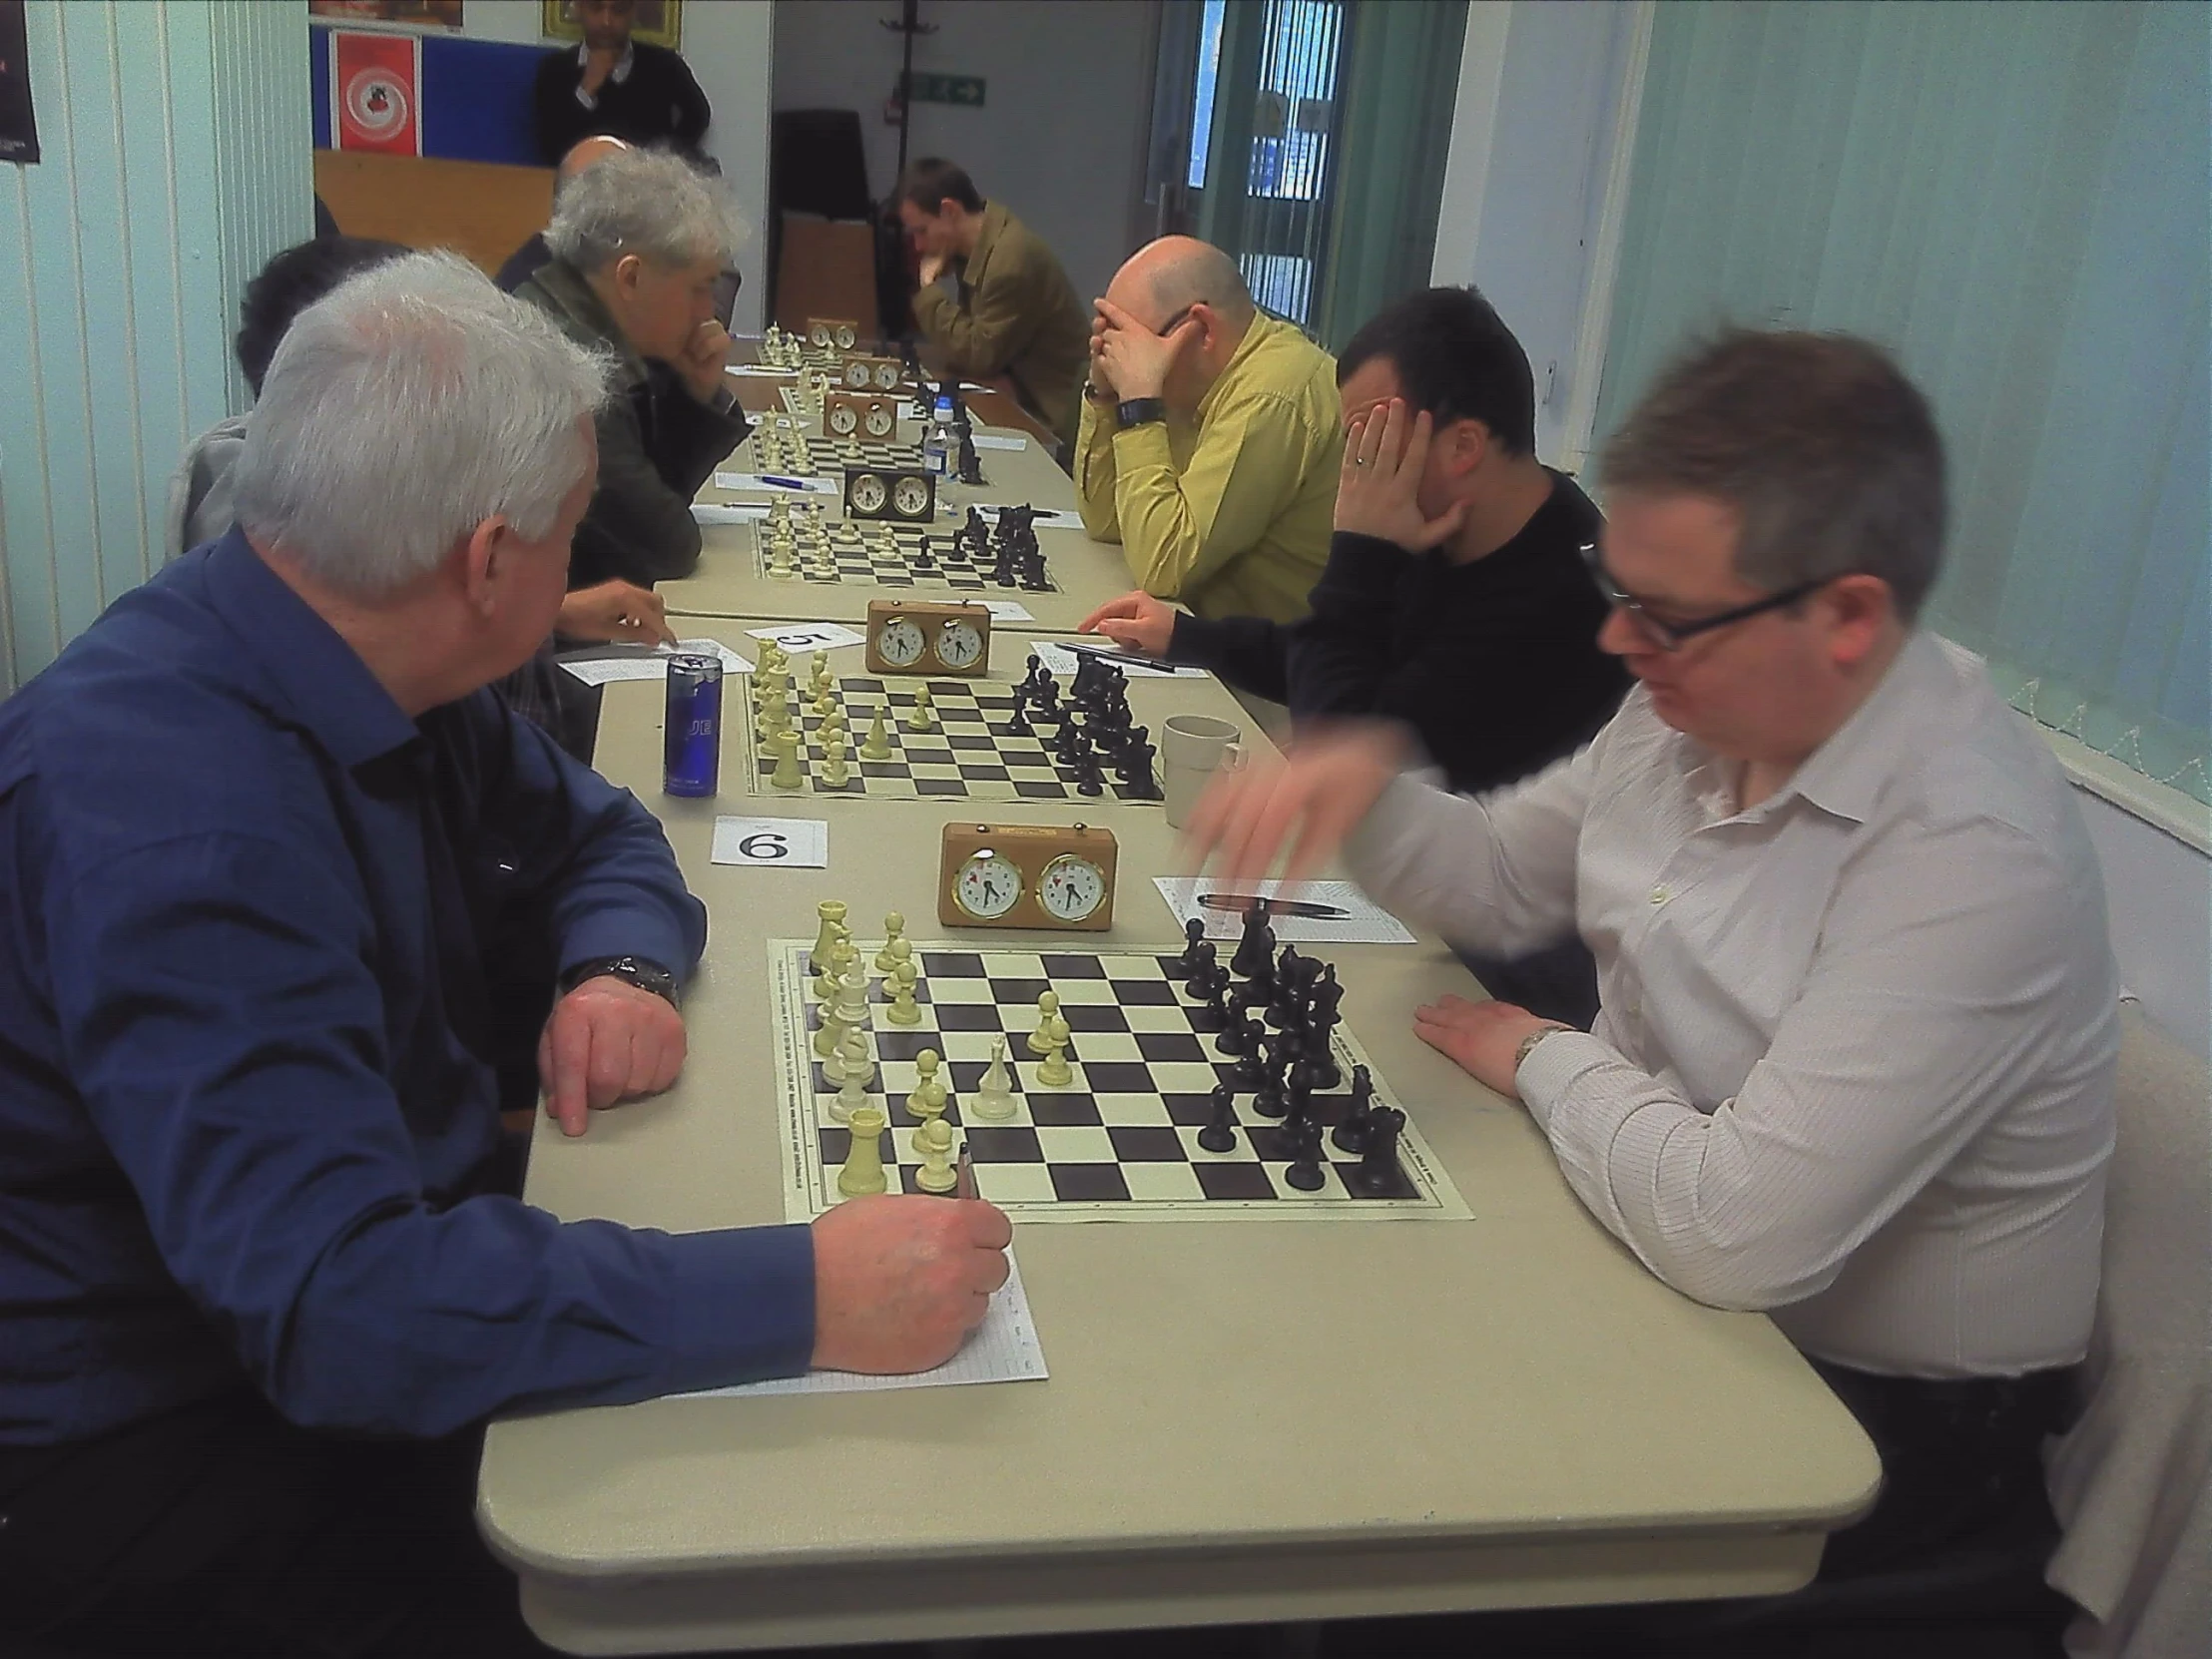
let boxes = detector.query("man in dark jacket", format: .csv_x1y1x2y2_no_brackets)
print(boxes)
514,144,749,590
533,0,709,164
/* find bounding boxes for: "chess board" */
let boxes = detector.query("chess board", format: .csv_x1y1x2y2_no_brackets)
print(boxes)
753,523,1057,592
744,416,924,481
742,676,1158,803
770,940,1471,1223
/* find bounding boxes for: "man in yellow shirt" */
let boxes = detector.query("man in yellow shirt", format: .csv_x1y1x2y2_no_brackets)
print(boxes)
1077,237,1341,623
897,159,1090,448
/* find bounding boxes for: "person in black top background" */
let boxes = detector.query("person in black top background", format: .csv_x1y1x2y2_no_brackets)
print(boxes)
533,0,710,166
1080,286,1628,1024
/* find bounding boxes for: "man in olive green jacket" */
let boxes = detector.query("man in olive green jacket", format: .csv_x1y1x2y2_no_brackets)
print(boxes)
896,158,1090,448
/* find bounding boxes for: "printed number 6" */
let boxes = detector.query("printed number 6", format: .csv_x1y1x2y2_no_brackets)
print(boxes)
739,832,791,860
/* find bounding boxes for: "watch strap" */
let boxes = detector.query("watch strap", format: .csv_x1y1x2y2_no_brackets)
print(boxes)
1115,396,1167,427
1514,1022,1571,1073
561,955,682,1009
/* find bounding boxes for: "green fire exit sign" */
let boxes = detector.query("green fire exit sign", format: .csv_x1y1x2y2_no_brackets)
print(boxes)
906,73,986,108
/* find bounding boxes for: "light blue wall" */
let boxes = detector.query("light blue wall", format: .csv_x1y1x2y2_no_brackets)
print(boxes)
0,0,312,691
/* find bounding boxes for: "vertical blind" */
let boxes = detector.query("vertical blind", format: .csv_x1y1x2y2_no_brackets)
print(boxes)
1596,1,2209,806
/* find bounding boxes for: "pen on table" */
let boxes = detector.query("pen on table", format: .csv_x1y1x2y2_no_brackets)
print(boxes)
1196,892,1353,920
1067,640,1171,675
955,1141,977,1201
758,475,814,490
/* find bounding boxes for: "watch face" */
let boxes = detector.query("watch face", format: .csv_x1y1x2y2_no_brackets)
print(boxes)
843,360,872,389
876,616,925,668
849,473,887,515
892,475,932,519
873,362,901,391
863,401,895,438
827,402,858,436
954,849,1023,919
1038,853,1108,923
935,618,984,670
833,323,858,350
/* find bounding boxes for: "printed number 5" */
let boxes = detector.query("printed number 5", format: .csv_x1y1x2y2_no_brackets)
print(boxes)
739,832,790,860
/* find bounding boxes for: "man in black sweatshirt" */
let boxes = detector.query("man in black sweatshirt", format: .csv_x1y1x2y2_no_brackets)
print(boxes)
1081,286,1627,1023
534,0,710,165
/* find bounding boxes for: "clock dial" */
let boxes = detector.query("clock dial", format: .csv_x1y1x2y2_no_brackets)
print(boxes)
863,402,895,438
1038,853,1108,923
935,618,984,670
833,323,858,350
809,322,831,347
827,402,858,436
843,361,872,388
953,849,1023,919
873,362,901,391
849,473,887,514
892,475,932,518
875,616,925,668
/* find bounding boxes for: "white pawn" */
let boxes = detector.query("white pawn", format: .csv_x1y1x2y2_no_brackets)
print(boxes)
970,1035,1018,1122
821,737,850,788
874,912,907,973
906,1048,944,1119
885,960,922,1026
905,683,936,732
1023,989,1067,1057
913,1115,958,1194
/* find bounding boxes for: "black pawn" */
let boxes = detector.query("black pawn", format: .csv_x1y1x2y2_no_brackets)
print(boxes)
1214,989,1257,1056
1331,1063,1377,1154
1282,1119,1326,1192
1182,941,1220,996
1003,700,1031,738
1249,1038,1291,1117
1197,1084,1239,1154
1174,917,1207,979
1192,982,1228,1034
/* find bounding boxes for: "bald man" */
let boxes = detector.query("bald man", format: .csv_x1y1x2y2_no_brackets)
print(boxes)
494,135,633,294
1075,237,1342,623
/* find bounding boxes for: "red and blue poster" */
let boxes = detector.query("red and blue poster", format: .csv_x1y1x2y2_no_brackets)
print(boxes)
330,30,421,156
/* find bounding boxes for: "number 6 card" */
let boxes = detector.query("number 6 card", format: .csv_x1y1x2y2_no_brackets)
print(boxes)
711,817,830,868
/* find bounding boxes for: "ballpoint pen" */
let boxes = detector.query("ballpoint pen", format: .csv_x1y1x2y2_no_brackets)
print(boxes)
1196,892,1353,920
955,1141,977,1201
1065,641,1172,674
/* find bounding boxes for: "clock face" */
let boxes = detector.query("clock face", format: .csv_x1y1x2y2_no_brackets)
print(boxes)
827,402,858,436
833,323,858,350
843,360,872,389
875,616,925,668
863,402,895,438
935,617,984,670
809,322,831,347
849,473,887,515
892,475,932,519
953,849,1023,919
872,361,901,391
1038,853,1108,923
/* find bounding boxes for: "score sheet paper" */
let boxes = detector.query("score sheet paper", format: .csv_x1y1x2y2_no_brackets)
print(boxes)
557,640,753,686
675,1252,1048,1398
1153,877,1416,946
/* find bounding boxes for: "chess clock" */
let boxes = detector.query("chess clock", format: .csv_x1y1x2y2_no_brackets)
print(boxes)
938,823,1119,932
807,317,861,351
825,392,897,440
864,599,991,676
839,355,905,392
843,466,935,524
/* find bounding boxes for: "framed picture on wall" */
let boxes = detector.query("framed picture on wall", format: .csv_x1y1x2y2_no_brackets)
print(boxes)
308,0,465,28
542,1,681,52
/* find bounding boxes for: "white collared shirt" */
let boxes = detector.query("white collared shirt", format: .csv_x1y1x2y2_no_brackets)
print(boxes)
1348,632,2119,1378
572,40,635,110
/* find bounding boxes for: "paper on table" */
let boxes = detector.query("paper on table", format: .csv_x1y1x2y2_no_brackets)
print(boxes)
970,432,1026,452
745,619,867,652
728,362,796,377
675,1252,1048,1398
1026,639,1207,681
1153,876,1416,945
692,502,770,525
714,471,839,496
976,599,1035,623
556,639,753,686
976,504,1082,530
711,816,830,867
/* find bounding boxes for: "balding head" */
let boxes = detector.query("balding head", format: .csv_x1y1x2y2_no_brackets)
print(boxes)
1108,236,1256,331
556,134,632,189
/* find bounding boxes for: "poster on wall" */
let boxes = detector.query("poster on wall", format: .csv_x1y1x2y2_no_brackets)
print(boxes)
331,29,423,156
0,0,39,165
308,1,464,28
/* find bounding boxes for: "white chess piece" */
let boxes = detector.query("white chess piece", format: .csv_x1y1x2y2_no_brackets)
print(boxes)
970,1035,1018,1122
820,737,850,788
906,1048,943,1120
836,1105,888,1197
831,1027,873,1124
904,683,936,732
884,960,922,1026
812,901,849,970
1023,990,1066,1057
913,1115,958,1194
874,912,907,973
860,705,894,761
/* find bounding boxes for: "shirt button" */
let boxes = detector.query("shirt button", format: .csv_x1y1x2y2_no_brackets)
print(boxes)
1649,886,1669,906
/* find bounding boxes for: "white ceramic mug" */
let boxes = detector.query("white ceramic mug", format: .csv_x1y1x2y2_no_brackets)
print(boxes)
1160,714,1243,829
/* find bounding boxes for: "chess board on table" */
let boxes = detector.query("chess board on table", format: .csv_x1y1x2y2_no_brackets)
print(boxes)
744,415,925,481
752,522,1058,592
770,940,1471,1223
742,677,1157,803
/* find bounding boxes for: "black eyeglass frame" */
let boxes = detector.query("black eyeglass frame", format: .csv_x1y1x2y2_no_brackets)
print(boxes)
1579,543,1829,652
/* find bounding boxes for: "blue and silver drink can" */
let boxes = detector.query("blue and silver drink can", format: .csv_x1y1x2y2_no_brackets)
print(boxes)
663,654,723,797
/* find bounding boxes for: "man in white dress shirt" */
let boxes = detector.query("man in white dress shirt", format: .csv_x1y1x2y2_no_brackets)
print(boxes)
1191,330,2117,1652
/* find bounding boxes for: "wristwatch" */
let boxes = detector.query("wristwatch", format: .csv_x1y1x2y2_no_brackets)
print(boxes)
560,955,682,1009
1083,378,1117,405
1514,1022,1571,1073
1116,396,1167,427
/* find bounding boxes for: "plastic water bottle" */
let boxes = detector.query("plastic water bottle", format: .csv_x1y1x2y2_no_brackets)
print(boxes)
924,392,955,484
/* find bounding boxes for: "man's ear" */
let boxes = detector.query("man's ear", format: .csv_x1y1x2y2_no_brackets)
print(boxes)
457,516,512,620
1822,573,1896,669
1441,417,1490,479
611,252,644,300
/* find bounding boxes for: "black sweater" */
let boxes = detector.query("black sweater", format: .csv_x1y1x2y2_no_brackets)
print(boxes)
1166,472,1629,795
533,42,711,165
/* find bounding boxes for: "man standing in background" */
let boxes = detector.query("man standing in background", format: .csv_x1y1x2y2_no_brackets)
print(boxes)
534,0,710,165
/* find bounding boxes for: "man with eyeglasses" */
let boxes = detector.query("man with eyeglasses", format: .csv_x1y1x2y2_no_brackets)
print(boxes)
1076,237,1342,622
1184,330,2117,1649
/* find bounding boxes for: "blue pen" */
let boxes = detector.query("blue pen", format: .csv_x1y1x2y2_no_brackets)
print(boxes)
759,475,813,490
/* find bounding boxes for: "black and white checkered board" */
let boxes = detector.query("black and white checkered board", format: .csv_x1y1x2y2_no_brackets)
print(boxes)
741,677,1160,804
806,435,927,473
751,524,1057,592
771,941,1471,1223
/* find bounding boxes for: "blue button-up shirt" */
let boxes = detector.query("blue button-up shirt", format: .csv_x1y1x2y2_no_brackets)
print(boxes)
0,533,814,1445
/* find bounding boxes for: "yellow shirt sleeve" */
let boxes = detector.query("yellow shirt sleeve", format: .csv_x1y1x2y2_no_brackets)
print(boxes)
1075,395,1122,544
1106,394,1320,602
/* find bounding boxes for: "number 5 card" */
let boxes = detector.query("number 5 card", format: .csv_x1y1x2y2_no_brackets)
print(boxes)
710,817,830,869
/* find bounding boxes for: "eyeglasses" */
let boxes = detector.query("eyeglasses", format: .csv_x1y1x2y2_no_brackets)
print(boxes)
1579,543,1827,652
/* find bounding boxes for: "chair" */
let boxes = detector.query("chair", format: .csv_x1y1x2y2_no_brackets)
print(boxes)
2043,1004,2212,1656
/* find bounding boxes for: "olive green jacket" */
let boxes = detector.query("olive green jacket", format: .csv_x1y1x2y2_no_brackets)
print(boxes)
910,202,1090,447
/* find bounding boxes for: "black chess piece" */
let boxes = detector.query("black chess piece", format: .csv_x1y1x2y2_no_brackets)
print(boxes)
1192,980,1229,1034
1174,917,1207,979
1074,753,1104,797
1282,1118,1326,1191
1305,965,1345,1089
1284,1057,1318,1132
1215,988,1258,1057
1197,1084,1239,1154
1230,901,1275,981
1347,1106,1407,1198
1183,941,1220,996
1121,736,1161,799
1249,1035,1292,1117
1331,1063,1377,1154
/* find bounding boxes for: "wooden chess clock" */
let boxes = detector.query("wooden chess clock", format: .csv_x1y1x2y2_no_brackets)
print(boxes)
824,391,899,441
843,465,934,524
839,354,905,392
865,599,990,676
806,316,860,350
939,823,1118,931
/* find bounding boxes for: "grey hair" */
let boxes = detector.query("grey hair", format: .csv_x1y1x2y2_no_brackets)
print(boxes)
1147,241,1256,327
231,249,611,594
545,146,748,273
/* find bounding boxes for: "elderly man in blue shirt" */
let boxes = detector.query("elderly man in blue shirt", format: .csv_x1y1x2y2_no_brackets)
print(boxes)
0,251,1010,1658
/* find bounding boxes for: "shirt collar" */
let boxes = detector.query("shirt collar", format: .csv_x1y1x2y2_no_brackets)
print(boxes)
1195,311,1279,425
200,529,421,771
577,40,636,83
529,257,649,387
1771,629,1957,825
